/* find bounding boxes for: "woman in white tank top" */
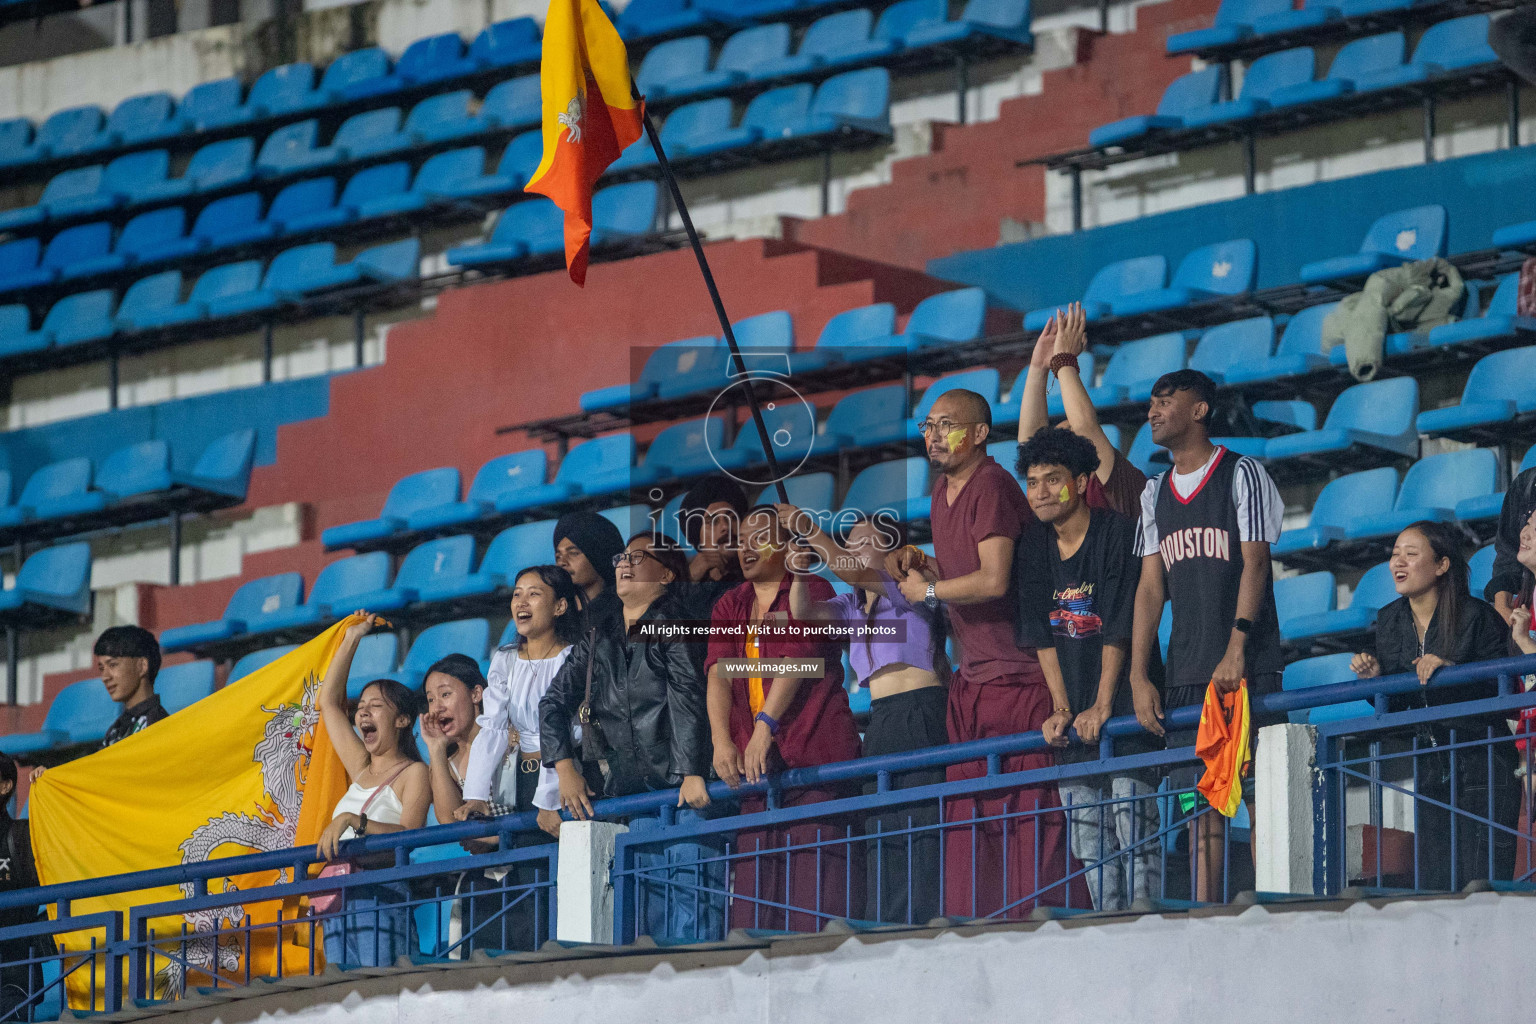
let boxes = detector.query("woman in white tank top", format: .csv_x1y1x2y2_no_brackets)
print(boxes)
315,614,431,968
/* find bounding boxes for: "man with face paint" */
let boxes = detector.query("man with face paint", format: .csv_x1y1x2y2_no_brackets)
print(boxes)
1014,427,1164,910
888,389,1079,916
553,511,626,637
704,505,863,929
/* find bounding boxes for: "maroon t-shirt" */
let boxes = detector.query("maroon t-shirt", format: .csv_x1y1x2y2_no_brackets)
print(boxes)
704,574,862,769
930,455,1039,685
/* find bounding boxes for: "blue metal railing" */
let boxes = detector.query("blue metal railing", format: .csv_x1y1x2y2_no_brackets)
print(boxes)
0,652,1532,1018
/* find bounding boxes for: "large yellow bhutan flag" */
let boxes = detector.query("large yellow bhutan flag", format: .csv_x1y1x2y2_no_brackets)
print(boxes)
29,617,360,1009
525,0,644,286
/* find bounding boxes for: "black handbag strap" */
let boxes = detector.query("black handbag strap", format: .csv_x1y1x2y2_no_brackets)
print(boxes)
578,628,600,762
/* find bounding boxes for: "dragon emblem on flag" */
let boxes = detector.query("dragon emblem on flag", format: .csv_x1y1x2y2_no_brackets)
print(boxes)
159,678,322,995
558,93,584,144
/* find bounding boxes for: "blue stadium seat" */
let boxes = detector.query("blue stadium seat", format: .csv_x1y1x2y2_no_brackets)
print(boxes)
0,240,50,293
638,96,736,158
1340,448,1498,542
1281,653,1370,724
446,198,563,266
1275,467,1397,558
91,429,255,503
418,519,557,604
244,62,325,117
229,645,299,683
203,242,339,318
749,9,876,80
256,120,340,176
1249,0,1340,38
65,208,181,277
0,458,93,524
1223,302,1336,384
189,193,279,251
0,289,114,356
1110,238,1257,318
0,118,33,167
322,467,461,550
395,32,477,85
1280,561,1397,643
790,302,899,371
333,107,412,159
727,401,819,467
824,384,909,450
752,473,837,524
497,434,637,511
581,337,720,413
1084,332,1186,406
1464,446,1536,525
592,181,660,245
0,677,118,756
601,503,654,540
357,147,486,219
1127,423,1162,476
282,162,410,235
484,76,543,131
1416,347,1536,441
407,450,548,531
1188,317,1274,382
33,106,104,160
320,48,393,102
1089,67,1225,147
438,132,542,199
158,660,217,713
30,222,112,284
160,572,304,651
1167,0,1293,53
1422,273,1534,351
906,367,1001,441
1182,48,1316,128
1023,256,1166,331
406,90,486,144
1264,377,1418,463
697,0,796,18
246,552,391,636
127,260,262,328
618,0,713,42
114,270,183,332
355,237,420,282
1276,571,1336,636
1299,205,1446,285
265,177,338,235
904,0,1034,48
646,416,739,479
398,618,491,690
791,68,892,137
347,633,402,699
637,35,714,98
842,457,932,522
138,138,254,201
347,534,477,613
0,168,101,232
179,78,248,131
470,17,542,68
97,92,182,148
884,288,987,353
666,24,791,96
1268,32,1403,108
1470,543,1496,596
653,336,730,401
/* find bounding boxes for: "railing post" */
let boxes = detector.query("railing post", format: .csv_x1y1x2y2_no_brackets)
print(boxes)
555,821,628,944
1255,722,1318,895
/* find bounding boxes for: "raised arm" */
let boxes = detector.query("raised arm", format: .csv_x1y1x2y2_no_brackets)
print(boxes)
1017,311,1059,443
776,504,887,595
319,613,381,780
1050,303,1119,486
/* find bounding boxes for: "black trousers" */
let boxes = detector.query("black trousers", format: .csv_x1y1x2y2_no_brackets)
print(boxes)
1412,724,1524,892
862,686,948,925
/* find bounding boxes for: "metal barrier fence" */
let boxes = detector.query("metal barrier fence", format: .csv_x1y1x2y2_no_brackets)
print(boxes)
0,652,1532,1018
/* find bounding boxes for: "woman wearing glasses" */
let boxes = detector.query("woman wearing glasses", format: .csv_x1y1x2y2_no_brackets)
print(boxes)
540,532,720,941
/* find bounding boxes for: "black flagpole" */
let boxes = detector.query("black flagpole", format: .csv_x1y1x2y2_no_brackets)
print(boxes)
635,98,792,506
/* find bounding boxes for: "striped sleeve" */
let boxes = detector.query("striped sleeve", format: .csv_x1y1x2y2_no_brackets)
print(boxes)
1132,475,1161,557
1233,456,1283,543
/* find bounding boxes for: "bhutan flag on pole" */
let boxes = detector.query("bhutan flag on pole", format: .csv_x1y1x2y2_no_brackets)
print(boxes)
525,0,645,286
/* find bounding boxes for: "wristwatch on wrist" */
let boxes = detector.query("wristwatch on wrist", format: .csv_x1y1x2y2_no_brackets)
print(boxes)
1233,617,1253,634
924,582,939,610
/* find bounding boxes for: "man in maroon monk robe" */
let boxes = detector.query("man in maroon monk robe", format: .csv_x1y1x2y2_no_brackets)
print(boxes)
705,506,864,931
890,389,1085,917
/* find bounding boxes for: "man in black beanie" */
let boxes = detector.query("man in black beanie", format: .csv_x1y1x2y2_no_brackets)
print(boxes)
554,510,627,636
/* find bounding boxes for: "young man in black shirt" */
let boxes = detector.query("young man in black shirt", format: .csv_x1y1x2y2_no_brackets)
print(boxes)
30,626,167,784
1015,428,1164,910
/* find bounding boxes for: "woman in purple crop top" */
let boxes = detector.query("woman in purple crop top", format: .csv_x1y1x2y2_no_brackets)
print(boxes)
774,505,949,926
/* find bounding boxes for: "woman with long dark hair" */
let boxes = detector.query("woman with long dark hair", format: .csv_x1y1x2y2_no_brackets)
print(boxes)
315,614,431,968
541,531,719,941
779,506,948,925
1350,521,1520,890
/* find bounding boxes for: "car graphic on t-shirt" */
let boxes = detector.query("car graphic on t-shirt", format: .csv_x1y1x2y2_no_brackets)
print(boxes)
1050,593,1102,639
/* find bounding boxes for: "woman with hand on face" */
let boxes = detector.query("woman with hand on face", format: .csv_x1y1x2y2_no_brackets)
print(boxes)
541,532,719,941
1349,521,1520,890
315,614,431,968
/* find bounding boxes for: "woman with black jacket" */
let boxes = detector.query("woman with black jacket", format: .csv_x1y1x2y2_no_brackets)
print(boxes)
540,531,720,942
0,758,46,1021
1349,521,1520,890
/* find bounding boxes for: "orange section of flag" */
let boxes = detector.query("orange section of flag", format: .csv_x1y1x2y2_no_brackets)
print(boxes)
1195,680,1251,818
525,0,645,285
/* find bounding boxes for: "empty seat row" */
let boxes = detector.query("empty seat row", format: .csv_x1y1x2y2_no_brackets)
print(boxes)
1097,18,1498,149
1169,0,1461,55
635,0,1031,101
0,239,417,360
0,81,542,236
0,430,254,541
447,183,663,269
0,21,544,170
0,658,215,757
